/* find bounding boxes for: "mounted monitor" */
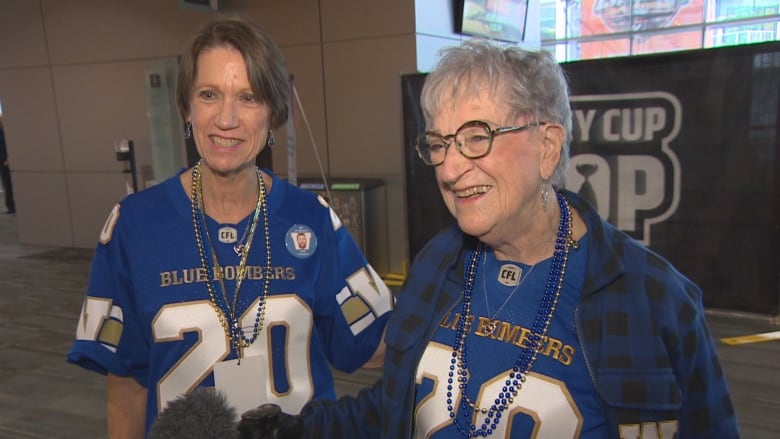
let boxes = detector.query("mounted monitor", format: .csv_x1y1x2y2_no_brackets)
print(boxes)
456,0,530,43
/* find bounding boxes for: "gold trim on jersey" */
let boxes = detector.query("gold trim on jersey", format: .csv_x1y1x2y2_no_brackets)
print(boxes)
97,318,122,346
341,296,371,323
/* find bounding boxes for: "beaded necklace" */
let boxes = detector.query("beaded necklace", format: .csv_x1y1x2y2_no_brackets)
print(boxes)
447,190,578,437
232,213,254,256
190,160,272,359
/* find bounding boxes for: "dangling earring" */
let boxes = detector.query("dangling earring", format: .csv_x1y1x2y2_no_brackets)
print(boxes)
540,178,551,211
267,130,275,147
184,121,192,139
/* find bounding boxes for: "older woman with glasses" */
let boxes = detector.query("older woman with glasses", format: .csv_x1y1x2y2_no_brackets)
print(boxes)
228,39,739,439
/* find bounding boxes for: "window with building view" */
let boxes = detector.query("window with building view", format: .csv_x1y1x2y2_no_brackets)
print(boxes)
540,0,780,61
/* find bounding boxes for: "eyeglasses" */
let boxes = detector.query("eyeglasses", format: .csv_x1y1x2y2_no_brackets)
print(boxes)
416,120,546,166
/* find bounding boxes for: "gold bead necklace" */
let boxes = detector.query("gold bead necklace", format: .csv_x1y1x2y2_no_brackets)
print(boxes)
190,160,272,359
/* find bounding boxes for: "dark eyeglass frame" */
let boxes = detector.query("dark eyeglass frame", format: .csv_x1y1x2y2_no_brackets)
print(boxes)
415,120,547,166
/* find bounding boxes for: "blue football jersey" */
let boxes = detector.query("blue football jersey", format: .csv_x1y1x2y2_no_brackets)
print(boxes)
414,235,609,438
67,169,393,433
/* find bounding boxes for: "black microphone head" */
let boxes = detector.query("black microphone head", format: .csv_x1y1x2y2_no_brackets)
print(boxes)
238,404,304,439
149,387,239,439
275,413,305,439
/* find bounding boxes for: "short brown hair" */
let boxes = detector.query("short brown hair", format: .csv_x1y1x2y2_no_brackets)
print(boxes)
176,16,289,129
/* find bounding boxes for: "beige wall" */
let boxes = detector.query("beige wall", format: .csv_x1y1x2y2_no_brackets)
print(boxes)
0,0,419,273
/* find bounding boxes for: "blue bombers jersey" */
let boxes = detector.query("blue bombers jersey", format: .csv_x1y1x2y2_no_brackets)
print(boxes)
302,191,738,438
415,235,609,438
67,169,393,434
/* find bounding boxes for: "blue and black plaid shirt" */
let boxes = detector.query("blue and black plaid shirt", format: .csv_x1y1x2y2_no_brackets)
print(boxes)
303,190,739,439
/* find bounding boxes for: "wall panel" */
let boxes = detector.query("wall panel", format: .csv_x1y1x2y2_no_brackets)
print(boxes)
67,172,128,248
323,35,417,176
224,0,322,46
53,60,151,173
321,0,415,41
273,44,329,177
41,0,208,64
13,171,73,247
0,67,63,172
0,0,48,68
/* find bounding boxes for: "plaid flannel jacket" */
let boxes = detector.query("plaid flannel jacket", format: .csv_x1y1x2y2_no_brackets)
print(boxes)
302,190,739,439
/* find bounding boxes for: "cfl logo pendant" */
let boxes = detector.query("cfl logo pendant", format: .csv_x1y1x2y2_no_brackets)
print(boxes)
218,226,238,244
498,264,522,287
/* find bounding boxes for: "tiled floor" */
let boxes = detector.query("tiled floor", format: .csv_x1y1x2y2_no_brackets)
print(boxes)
0,212,777,438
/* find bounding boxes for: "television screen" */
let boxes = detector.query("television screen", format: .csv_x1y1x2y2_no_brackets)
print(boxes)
458,0,529,43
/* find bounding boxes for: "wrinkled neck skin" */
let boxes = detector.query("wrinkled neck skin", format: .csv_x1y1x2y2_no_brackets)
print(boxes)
486,197,587,265
181,163,273,224
485,196,558,264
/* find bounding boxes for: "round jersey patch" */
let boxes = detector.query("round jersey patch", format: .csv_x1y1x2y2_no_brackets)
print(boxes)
286,225,317,258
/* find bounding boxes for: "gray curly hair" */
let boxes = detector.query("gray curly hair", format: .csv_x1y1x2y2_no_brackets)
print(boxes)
420,39,572,187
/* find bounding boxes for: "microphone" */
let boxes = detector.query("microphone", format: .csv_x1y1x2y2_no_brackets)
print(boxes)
149,388,304,439
237,403,304,439
149,387,239,439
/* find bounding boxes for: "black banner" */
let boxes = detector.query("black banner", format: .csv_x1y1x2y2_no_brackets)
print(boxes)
402,42,780,315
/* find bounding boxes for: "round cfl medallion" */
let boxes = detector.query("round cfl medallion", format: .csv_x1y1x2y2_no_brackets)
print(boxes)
497,264,522,287
217,226,239,244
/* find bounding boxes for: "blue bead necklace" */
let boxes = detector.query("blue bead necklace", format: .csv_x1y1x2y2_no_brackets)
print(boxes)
190,161,272,360
446,190,577,437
